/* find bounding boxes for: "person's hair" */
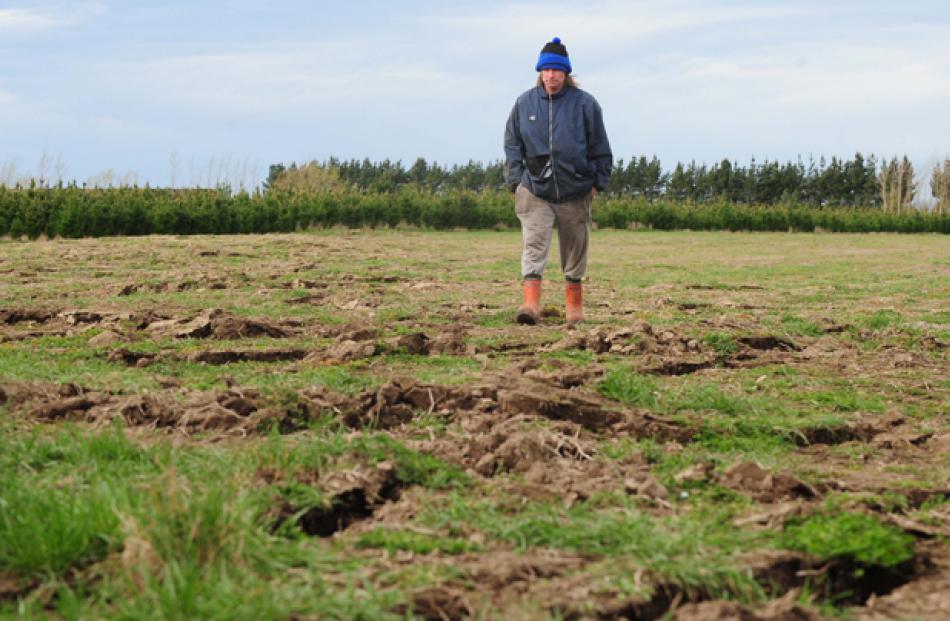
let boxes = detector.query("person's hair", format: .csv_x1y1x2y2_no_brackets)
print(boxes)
536,73,579,89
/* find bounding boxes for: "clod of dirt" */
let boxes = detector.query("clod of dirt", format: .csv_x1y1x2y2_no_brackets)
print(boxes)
797,411,925,447
497,384,624,430
59,310,111,325
88,330,124,347
101,387,263,433
720,462,818,502
733,502,807,531
624,474,670,501
13,380,267,435
31,392,112,420
451,415,597,478
647,358,717,375
794,423,877,446
299,364,693,445
736,335,801,352
0,308,55,324
313,339,378,362
390,332,431,355
107,348,159,367
546,325,642,355
289,462,402,537
430,325,471,355
285,292,326,305
674,463,714,484
394,586,475,621
299,378,434,429
145,309,289,339
334,326,378,341
187,349,308,365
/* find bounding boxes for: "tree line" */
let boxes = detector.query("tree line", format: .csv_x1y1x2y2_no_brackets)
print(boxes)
2,184,948,240
265,154,949,213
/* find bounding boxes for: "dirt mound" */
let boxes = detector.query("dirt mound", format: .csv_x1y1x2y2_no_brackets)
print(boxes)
10,381,268,435
544,321,810,376
379,326,474,357
103,390,262,433
144,309,291,339
187,349,308,364
415,413,597,479
720,462,819,502
389,332,432,355
794,411,930,447
107,348,161,367
300,377,465,429
736,335,801,351
298,363,685,437
545,321,721,375
0,308,56,324
117,278,231,296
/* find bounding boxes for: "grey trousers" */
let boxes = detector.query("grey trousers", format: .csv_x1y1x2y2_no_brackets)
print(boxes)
515,184,592,281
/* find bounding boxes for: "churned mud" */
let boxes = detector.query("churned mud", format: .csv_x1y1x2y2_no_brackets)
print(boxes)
2,232,949,618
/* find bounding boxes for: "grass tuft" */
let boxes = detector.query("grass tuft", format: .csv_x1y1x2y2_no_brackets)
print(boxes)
782,512,915,567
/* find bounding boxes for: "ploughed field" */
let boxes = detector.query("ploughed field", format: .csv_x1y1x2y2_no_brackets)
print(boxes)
1,230,949,620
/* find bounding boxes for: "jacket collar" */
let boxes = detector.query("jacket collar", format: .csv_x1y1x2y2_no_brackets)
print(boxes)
539,85,571,100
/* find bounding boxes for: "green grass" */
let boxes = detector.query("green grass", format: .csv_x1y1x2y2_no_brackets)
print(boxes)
421,493,769,602
2,230,948,618
597,367,659,409
862,309,903,331
356,528,480,555
780,314,824,337
702,331,738,358
782,512,915,568
354,434,470,490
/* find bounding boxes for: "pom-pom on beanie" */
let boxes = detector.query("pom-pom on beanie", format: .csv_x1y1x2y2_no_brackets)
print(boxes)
535,37,571,73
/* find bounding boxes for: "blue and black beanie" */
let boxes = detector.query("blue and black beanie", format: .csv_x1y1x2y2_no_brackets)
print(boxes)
535,37,571,73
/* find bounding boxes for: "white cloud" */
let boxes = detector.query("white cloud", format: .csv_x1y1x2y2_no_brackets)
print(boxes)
0,89,16,105
96,45,474,115
0,8,59,32
423,1,818,53
0,2,105,33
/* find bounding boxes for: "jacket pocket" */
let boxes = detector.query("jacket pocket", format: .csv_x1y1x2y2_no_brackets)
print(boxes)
525,155,551,178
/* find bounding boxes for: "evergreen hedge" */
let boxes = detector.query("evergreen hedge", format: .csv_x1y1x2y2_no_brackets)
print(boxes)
1,184,947,239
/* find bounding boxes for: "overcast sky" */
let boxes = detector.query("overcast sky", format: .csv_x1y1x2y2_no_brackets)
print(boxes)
1,0,948,188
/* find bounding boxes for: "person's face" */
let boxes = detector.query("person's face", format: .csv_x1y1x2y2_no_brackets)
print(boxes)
541,68,566,94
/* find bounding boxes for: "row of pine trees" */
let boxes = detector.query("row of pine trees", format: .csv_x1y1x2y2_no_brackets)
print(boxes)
266,154,947,213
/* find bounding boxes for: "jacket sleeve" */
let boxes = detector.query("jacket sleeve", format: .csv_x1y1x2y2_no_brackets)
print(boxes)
504,102,525,190
586,99,613,192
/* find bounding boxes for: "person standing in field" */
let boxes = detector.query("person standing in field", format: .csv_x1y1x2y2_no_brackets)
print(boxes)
504,36,613,326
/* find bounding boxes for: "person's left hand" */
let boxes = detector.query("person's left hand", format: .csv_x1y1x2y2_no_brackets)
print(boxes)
591,187,599,198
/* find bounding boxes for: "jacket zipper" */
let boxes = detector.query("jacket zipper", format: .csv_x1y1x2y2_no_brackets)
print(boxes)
548,94,560,202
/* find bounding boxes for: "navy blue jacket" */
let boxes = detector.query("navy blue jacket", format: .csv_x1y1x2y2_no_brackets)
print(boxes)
504,85,612,203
